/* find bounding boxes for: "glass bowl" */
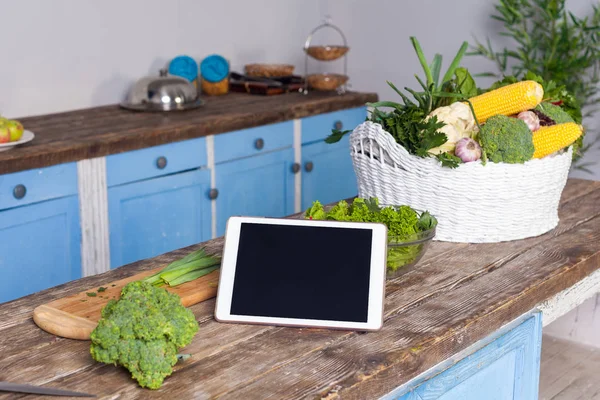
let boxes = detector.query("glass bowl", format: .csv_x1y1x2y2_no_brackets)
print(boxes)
386,227,436,278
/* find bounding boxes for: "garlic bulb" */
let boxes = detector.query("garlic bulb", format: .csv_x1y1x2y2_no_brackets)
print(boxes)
454,138,482,163
517,111,540,132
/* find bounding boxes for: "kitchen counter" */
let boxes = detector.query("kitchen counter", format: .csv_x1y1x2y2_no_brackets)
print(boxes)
0,91,377,175
1,178,599,399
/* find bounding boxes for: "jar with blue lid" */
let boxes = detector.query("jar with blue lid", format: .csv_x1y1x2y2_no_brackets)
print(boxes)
169,55,199,87
200,54,230,95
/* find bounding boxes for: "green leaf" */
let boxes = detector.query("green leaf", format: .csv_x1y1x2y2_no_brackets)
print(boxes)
441,41,469,85
324,129,351,144
417,211,438,231
429,54,443,89
474,72,500,77
387,81,415,106
410,36,434,86
366,101,403,109
364,198,381,213
454,67,478,98
435,153,461,168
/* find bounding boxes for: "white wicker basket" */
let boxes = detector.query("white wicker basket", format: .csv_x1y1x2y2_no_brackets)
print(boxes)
350,121,573,243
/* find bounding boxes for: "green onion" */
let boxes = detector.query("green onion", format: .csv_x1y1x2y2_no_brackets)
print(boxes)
165,265,219,287
143,249,208,285
159,257,220,285
142,248,221,287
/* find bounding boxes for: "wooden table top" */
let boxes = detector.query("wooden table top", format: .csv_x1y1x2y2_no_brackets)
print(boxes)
0,91,377,175
1,178,599,399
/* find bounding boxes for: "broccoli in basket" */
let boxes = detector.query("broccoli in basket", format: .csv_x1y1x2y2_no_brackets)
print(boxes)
90,281,199,389
478,115,535,164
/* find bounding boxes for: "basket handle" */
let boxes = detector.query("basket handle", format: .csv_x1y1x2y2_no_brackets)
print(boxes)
349,121,417,171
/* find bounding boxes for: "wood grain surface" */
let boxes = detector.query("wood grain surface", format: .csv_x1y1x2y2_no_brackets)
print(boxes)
0,179,599,399
0,91,377,175
32,266,220,340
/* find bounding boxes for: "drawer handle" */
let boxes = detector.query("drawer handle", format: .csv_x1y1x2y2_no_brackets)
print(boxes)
208,188,219,200
291,163,301,174
13,184,27,200
334,120,343,130
255,138,265,150
156,156,168,169
304,161,314,172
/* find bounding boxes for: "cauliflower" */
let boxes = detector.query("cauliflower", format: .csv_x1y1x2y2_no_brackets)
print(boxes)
90,281,199,389
478,115,534,164
427,102,478,155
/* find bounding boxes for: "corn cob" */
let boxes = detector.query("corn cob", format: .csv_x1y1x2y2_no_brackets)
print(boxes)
532,122,583,159
467,80,544,123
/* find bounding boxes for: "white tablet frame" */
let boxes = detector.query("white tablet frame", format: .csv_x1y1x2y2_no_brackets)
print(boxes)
214,216,388,331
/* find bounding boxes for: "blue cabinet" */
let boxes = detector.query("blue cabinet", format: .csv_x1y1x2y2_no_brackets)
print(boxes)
301,135,357,210
383,313,542,400
0,196,81,303
0,163,81,303
215,148,295,237
108,168,212,268
0,106,368,299
300,107,366,211
301,107,366,145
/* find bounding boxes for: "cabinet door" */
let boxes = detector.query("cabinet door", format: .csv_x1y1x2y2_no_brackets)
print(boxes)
215,149,295,237
385,313,542,400
108,168,211,268
301,136,357,210
0,196,81,303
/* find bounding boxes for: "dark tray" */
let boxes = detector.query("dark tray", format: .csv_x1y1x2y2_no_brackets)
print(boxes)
229,72,305,95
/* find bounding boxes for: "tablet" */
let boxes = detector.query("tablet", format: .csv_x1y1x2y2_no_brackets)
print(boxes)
214,216,388,331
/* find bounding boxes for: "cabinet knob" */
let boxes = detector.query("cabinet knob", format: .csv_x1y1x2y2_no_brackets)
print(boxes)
334,120,343,130
304,161,314,172
13,184,26,200
156,156,168,169
208,188,219,200
255,138,265,150
291,163,301,174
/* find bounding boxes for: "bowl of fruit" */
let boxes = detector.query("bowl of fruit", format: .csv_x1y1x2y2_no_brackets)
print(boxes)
0,116,33,151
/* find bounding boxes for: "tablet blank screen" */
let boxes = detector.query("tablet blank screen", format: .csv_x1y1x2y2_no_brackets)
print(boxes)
230,222,373,323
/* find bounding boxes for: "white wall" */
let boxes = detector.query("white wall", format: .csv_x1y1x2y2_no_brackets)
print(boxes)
0,0,598,343
0,0,326,118
545,294,600,349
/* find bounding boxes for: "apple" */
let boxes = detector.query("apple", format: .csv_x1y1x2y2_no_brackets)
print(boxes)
0,122,10,144
6,120,23,142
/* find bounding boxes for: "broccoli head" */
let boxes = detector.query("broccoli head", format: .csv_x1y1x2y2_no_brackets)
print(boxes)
90,281,199,389
534,102,575,124
479,115,534,164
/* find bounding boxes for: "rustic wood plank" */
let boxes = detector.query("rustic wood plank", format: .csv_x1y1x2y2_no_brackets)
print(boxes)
44,209,600,399
5,182,597,399
0,178,591,333
32,266,221,340
0,92,377,174
0,179,598,399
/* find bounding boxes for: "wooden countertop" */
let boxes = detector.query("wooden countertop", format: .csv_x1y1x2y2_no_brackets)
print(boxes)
0,91,377,175
1,178,599,399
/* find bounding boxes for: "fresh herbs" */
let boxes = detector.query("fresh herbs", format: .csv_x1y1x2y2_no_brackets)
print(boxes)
143,248,220,288
305,198,437,272
325,37,477,169
368,106,447,158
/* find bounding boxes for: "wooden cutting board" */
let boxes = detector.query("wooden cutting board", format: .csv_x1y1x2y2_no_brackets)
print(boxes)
32,268,220,341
